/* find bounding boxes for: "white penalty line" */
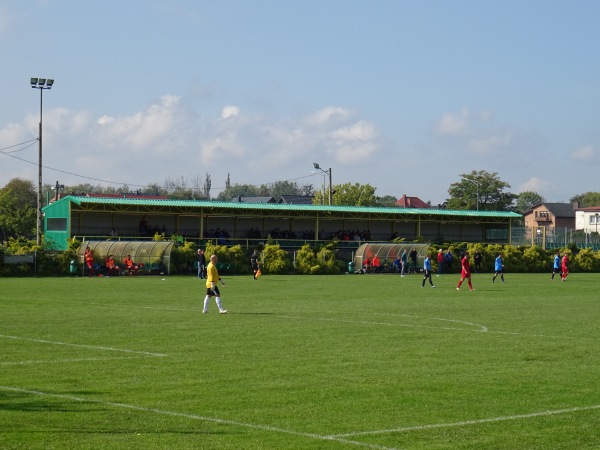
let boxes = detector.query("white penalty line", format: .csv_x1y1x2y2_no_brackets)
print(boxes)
0,335,167,357
330,404,600,438
0,386,400,450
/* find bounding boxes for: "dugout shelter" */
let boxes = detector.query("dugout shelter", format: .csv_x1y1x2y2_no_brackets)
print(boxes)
77,240,173,275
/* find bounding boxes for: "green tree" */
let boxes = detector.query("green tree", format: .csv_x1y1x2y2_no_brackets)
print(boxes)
202,172,211,199
269,180,305,198
216,183,259,201
515,191,545,214
375,195,398,207
570,192,600,208
446,170,516,211
313,182,377,206
0,178,37,239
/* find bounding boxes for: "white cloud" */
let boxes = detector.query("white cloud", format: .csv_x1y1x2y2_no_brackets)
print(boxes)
0,96,383,192
570,145,595,161
220,105,240,120
434,108,470,136
519,177,552,194
468,132,513,155
305,107,353,127
96,95,182,150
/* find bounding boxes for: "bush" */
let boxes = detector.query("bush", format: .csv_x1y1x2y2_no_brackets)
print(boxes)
261,244,292,274
574,248,600,272
204,241,246,274
295,243,344,275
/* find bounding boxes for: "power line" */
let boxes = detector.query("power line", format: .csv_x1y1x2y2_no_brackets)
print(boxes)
1,141,318,191
0,139,38,153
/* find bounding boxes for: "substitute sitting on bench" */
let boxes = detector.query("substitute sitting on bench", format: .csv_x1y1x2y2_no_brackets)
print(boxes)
123,255,138,275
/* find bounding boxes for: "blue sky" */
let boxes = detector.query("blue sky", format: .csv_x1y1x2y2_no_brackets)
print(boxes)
1,0,599,205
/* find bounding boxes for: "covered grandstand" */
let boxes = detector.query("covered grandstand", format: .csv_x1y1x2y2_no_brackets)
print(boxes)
43,195,521,251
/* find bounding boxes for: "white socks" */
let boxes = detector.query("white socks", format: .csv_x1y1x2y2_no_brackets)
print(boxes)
203,295,225,312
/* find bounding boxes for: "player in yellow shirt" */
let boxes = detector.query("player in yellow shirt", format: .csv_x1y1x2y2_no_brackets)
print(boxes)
203,254,228,314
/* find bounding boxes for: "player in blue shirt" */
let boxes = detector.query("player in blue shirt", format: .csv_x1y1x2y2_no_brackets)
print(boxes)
421,253,436,288
492,253,505,283
551,251,561,280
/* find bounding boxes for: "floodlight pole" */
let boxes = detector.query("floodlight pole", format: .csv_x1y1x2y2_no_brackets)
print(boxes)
462,177,479,211
31,77,54,245
313,162,332,206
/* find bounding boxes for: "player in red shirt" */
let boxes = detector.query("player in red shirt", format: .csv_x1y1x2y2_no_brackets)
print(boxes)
456,252,474,291
84,246,95,277
561,253,569,281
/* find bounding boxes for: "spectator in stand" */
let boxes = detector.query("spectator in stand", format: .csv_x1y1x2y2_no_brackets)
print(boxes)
138,215,148,236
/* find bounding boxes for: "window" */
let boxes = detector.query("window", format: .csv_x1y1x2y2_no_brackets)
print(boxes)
47,218,67,231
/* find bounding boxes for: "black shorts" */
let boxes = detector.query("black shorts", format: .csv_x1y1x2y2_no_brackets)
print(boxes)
206,286,220,297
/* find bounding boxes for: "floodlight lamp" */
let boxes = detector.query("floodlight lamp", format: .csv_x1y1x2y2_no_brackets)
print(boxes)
313,162,320,170
30,78,38,86
46,79,54,87
38,78,46,86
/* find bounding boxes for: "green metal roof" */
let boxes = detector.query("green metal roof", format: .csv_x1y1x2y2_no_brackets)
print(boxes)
46,195,521,218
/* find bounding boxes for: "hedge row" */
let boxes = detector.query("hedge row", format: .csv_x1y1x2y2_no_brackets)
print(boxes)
1,238,600,276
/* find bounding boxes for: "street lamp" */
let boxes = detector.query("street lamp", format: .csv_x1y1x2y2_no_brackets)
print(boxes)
52,181,65,201
461,176,480,211
313,162,332,206
311,170,326,205
31,77,54,245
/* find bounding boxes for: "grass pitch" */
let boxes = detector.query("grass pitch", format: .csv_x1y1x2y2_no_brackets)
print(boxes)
1,272,599,449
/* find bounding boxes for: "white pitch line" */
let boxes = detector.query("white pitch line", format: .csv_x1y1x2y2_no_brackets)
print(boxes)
271,314,484,333
276,312,597,340
374,313,488,332
0,335,167,357
0,356,140,366
330,404,600,438
0,386,401,450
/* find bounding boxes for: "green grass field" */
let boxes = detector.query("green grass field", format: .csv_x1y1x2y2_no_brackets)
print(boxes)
1,272,599,449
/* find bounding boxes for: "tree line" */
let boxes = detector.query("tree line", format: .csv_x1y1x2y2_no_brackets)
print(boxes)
2,170,600,241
